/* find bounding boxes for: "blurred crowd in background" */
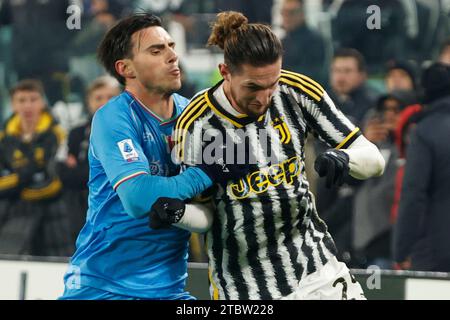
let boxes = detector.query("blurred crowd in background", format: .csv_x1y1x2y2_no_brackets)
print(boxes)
1,0,450,273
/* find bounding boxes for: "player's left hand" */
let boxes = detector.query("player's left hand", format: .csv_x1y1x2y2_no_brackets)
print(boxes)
314,149,350,188
149,197,186,229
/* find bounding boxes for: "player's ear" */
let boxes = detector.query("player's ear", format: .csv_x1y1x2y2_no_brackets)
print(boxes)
115,59,136,80
219,63,231,82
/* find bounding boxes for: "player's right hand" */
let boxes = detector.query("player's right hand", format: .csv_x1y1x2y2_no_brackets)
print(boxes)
314,149,350,188
196,161,250,188
149,197,186,230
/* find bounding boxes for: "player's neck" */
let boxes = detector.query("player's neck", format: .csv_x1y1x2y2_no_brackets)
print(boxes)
126,85,173,120
222,81,245,114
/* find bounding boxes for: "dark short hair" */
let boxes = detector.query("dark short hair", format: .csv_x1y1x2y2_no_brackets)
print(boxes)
333,48,366,72
207,11,283,74
97,13,162,85
421,62,450,104
9,79,45,98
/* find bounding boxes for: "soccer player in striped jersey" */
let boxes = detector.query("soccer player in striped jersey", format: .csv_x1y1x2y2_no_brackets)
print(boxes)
151,11,385,300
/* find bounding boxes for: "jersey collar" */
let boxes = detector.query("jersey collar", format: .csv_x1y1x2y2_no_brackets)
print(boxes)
125,90,179,126
206,80,266,128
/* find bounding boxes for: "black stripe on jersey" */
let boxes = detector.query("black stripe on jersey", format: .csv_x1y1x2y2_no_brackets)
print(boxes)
175,94,205,141
336,128,362,150
240,198,272,299
281,70,325,97
283,83,342,146
175,101,209,161
253,114,292,296
280,82,357,148
307,193,338,256
175,93,205,126
279,74,323,102
205,115,237,300
224,198,250,299
322,234,338,257
260,198,292,297
292,193,308,279
310,99,357,147
297,205,316,275
211,203,230,300
269,98,306,281
206,112,250,299
280,195,304,281
280,92,306,147
280,72,324,98
306,208,328,267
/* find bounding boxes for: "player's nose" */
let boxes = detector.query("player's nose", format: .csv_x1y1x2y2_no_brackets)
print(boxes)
167,46,178,64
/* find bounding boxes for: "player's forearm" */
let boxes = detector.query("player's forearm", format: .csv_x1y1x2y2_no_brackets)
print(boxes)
341,135,385,179
117,167,213,219
173,202,214,233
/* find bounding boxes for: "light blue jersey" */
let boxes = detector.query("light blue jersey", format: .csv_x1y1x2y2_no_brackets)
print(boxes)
61,91,207,299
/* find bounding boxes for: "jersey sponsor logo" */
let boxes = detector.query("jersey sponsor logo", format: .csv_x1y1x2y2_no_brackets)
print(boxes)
228,155,302,199
117,139,139,162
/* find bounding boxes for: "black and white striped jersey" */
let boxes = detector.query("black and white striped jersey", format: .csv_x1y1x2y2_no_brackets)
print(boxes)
174,70,361,300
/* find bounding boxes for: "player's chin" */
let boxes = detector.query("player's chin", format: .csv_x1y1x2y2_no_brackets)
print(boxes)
249,105,269,117
168,79,182,93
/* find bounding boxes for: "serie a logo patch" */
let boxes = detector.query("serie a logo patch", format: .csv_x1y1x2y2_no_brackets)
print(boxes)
117,139,139,162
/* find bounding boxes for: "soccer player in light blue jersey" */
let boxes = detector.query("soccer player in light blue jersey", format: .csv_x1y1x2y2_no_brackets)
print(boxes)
59,13,216,300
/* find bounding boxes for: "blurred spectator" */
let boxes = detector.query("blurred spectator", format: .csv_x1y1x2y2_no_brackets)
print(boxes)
280,0,328,85
329,48,378,126
71,0,119,56
385,60,418,94
314,48,378,266
332,0,408,74
391,103,423,226
438,37,450,65
214,0,273,25
394,63,450,272
133,0,183,16
0,0,74,105
406,0,450,64
352,92,410,269
69,0,128,98
171,0,274,52
58,76,120,240
170,1,216,51
0,79,73,256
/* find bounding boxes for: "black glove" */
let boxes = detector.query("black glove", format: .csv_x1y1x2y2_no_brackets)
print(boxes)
314,149,350,188
149,197,186,230
196,160,250,188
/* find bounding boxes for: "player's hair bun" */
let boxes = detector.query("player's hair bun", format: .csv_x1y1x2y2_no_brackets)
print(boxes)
207,11,249,50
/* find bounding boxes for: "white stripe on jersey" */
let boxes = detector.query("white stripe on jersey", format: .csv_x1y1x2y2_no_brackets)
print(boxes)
227,200,261,299
267,96,306,291
246,122,282,299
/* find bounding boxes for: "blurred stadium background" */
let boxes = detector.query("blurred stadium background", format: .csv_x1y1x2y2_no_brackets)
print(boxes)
1,0,450,300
